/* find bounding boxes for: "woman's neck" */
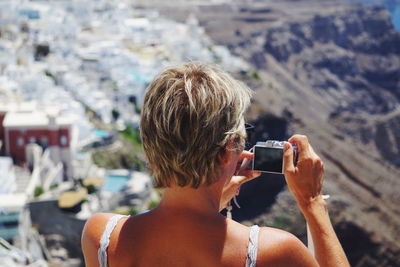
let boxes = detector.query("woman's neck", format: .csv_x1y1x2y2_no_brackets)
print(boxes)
157,181,224,216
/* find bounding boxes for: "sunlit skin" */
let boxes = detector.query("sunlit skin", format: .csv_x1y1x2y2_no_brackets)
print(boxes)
82,135,349,267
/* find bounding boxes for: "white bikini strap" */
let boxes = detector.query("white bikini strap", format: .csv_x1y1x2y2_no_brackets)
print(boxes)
98,214,128,267
245,225,260,267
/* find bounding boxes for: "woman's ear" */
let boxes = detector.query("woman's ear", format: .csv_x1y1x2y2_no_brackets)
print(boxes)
218,137,240,165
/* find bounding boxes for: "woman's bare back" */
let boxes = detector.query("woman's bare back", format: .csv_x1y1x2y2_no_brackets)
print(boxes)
82,208,317,267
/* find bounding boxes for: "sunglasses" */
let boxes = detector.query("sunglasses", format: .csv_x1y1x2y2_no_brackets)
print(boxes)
245,123,255,137
244,123,255,149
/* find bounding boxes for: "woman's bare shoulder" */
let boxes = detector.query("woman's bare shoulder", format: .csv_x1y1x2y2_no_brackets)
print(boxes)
256,227,319,267
81,213,120,267
82,213,116,244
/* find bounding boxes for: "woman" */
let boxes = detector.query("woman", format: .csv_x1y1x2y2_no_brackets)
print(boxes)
82,63,349,267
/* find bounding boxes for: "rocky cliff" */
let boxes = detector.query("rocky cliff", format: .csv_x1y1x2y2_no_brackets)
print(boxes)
233,3,400,266
137,0,400,265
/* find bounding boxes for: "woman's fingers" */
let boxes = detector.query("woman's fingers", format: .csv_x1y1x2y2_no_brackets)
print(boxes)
238,150,253,161
234,169,262,185
288,134,310,161
285,134,325,207
283,142,295,174
220,150,261,210
234,151,260,185
235,150,253,174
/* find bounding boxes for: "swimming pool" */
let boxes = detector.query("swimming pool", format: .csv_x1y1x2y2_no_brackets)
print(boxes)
103,173,130,193
93,129,108,138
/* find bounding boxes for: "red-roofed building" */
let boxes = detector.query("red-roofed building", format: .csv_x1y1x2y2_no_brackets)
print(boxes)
2,107,73,180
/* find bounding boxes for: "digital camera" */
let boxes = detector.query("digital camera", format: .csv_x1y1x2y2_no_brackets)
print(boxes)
252,140,298,174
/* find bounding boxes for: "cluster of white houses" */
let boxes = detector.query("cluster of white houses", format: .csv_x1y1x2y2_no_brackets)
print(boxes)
0,0,252,264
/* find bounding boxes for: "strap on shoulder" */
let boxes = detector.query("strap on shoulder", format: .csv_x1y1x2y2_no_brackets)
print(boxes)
245,225,260,267
98,214,129,267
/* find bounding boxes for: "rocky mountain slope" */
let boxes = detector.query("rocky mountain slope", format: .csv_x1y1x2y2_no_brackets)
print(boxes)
136,0,400,265
232,3,400,266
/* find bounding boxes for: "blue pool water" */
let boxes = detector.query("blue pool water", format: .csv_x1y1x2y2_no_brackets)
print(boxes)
93,129,108,138
0,212,20,240
0,227,19,240
103,174,130,193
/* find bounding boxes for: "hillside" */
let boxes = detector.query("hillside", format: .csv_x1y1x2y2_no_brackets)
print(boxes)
135,0,400,265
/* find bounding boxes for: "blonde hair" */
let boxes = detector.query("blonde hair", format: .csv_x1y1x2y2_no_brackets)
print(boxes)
140,62,252,188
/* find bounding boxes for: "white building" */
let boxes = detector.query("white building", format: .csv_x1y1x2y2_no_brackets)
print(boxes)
0,157,16,194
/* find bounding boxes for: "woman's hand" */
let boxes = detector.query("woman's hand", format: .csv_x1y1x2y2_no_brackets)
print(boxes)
284,135,350,267
283,134,324,210
219,151,261,211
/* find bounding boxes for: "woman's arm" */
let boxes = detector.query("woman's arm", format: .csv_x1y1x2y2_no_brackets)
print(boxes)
283,135,350,267
300,196,348,267
81,213,114,267
219,150,261,211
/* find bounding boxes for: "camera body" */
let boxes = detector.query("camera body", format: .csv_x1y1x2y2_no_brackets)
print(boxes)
252,140,298,174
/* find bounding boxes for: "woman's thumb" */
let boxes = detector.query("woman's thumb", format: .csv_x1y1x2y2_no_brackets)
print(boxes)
283,142,295,173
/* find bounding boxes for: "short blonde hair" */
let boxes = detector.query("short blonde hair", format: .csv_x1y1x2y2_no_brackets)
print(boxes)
140,62,252,188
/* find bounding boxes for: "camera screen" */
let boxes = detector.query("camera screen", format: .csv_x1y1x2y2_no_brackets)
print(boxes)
253,146,283,173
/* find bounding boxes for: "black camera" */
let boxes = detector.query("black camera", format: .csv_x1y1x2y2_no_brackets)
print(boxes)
252,140,298,174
